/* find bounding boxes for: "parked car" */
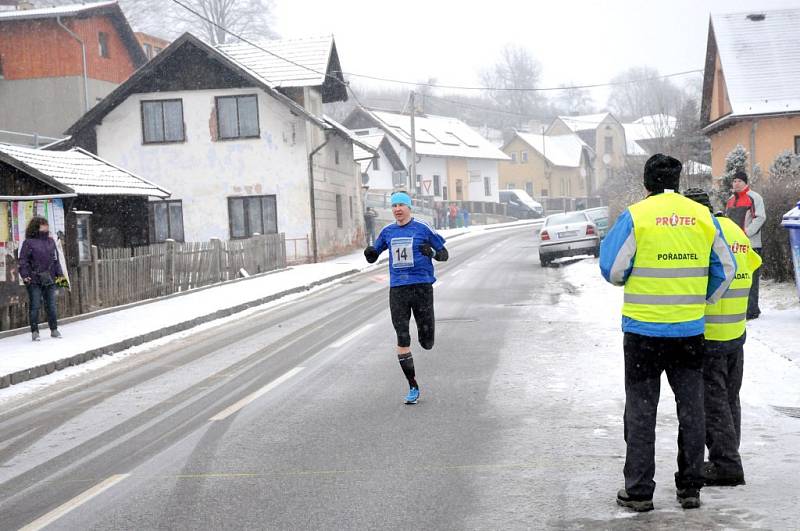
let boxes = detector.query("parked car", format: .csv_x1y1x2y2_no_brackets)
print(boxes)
499,189,544,219
538,211,600,266
582,206,609,239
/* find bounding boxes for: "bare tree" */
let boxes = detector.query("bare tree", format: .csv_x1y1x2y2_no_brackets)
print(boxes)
552,84,595,116
480,44,546,128
607,66,683,122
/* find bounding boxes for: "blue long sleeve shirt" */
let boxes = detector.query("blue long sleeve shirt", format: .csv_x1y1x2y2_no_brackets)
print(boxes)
599,208,736,337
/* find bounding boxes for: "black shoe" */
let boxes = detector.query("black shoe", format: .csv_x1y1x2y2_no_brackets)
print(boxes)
704,465,745,486
616,489,654,512
746,312,760,320
676,488,701,509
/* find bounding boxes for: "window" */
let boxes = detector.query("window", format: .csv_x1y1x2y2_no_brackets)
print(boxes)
149,200,184,242
507,183,516,190
216,95,260,140
795,136,800,155
143,43,153,59
433,174,441,196
510,152,517,164
541,189,549,197
525,182,534,196
141,99,185,143
521,151,529,163
442,185,448,201
336,194,343,228
416,174,422,195
456,179,464,200
335,150,340,165
228,196,277,239
604,136,613,155
349,196,354,219
98,32,110,58
484,177,492,197
373,156,380,171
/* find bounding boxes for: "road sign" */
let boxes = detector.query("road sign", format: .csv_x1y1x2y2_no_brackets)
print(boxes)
423,180,432,194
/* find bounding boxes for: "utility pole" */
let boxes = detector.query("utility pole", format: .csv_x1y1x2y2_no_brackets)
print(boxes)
409,91,417,195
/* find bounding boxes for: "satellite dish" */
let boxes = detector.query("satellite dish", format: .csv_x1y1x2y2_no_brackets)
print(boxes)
602,154,612,165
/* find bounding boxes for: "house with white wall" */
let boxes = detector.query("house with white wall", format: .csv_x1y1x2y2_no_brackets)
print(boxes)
343,108,509,203
548,112,627,190
65,32,373,261
352,131,407,191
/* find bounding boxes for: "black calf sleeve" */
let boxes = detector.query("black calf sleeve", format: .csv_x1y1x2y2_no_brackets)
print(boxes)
398,352,418,389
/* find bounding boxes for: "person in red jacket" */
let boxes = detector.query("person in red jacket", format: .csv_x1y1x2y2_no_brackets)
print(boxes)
725,171,766,319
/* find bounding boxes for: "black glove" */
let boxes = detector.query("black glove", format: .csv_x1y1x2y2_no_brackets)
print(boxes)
420,243,434,258
364,246,379,263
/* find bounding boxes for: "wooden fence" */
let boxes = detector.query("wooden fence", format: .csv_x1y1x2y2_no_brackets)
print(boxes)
1,233,286,332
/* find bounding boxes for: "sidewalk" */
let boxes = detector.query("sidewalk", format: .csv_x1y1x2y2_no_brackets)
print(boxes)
0,220,540,389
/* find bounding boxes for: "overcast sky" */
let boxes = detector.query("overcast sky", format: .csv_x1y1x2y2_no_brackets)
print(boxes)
274,0,798,104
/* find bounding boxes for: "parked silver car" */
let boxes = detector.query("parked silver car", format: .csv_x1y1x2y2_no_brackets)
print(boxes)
538,211,600,266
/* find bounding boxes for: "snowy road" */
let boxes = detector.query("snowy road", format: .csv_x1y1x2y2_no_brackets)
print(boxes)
1,226,799,530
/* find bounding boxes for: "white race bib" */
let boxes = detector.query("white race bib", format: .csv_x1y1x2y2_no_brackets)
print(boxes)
390,237,414,269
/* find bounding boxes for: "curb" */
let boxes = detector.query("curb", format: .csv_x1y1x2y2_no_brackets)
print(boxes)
0,269,359,389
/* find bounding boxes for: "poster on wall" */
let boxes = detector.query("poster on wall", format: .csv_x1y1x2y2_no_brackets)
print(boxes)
2,199,67,287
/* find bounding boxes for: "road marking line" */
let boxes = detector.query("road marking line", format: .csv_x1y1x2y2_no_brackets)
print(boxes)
330,323,374,349
209,367,304,421
20,474,130,531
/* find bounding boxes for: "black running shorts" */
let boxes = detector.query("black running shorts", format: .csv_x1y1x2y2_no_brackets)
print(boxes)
389,283,435,349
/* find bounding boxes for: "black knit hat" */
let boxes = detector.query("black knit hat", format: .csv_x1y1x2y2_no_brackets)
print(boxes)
643,153,682,192
733,170,749,184
683,188,713,212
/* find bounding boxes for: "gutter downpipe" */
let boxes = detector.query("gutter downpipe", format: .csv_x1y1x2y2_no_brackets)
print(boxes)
308,131,331,263
56,16,90,113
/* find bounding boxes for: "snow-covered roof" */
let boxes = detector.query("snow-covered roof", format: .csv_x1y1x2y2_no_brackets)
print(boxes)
0,1,117,21
711,8,800,117
0,143,169,198
351,133,385,162
623,115,677,156
556,113,613,132
515,132,589,168
369,110,510,161
217,36,334,88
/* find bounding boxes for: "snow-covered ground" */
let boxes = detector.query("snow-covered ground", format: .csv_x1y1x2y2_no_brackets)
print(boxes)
0,219,540,395
559,257,800,525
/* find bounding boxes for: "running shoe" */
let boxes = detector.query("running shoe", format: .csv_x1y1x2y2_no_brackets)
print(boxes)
404,387,420,405
616,489,654,512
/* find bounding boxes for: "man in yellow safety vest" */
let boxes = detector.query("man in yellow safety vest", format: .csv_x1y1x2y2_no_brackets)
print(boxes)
600,154,736,512
684,188,761,488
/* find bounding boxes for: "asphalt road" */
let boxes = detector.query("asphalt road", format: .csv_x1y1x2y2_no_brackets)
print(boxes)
0,226,779,530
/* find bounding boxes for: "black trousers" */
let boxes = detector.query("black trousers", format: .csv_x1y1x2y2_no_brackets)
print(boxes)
27,283,58,333
747,248,761,318
390,283,435,349
704,334,745,477
623,333,705,499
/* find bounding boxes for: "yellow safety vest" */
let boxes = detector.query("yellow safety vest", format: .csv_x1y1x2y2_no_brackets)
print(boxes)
624,193,717,324
705,216,762,341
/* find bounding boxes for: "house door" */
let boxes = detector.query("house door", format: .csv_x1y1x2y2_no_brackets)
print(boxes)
456,179,464,200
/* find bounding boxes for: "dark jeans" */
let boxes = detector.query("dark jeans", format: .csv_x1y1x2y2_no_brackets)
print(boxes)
389,283,435,349
623,333,705,499
27,283,58,333
747,248,761,318
704,334,745,477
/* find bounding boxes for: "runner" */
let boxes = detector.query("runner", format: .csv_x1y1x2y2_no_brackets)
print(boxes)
364,191,449,404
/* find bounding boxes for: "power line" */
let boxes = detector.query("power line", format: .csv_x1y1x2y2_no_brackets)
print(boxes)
165,0,703,96
346,69,703,92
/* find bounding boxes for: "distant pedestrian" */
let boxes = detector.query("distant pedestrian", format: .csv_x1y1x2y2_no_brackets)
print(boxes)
462,207,470,228
18,216,67,341
600,154,736,512
685,188,761,488
448,203,458,229
725,171,766,319
364,207,378,245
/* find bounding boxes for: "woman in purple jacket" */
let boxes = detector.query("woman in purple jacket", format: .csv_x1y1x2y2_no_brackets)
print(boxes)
18,216,64,341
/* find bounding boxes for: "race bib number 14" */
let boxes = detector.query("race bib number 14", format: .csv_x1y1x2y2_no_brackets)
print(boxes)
391,237,414,269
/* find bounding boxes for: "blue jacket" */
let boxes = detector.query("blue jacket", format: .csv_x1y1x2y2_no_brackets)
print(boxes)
599,208,736,337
